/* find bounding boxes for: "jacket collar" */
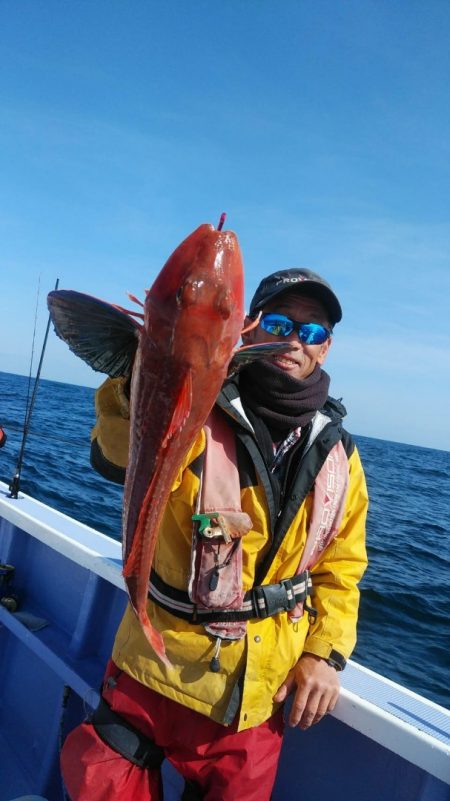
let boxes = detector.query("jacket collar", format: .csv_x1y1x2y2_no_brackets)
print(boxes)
218,375,346,433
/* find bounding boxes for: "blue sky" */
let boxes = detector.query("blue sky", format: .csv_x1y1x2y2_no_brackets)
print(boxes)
1,1,449,449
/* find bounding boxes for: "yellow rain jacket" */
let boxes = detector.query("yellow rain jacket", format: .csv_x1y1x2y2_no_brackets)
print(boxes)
91,376,368,732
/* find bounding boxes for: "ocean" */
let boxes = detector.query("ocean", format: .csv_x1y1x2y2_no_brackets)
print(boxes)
0,369,449,709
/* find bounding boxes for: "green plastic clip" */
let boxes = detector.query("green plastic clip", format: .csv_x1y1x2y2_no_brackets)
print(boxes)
192,513,215,534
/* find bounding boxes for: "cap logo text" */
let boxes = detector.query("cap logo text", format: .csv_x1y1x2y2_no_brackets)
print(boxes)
276,277,308,285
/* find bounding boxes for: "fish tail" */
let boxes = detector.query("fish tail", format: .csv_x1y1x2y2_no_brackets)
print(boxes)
124,572,173,669
138,608,173,670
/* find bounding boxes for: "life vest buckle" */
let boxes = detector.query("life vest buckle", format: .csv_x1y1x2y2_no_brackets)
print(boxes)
252,577,297,618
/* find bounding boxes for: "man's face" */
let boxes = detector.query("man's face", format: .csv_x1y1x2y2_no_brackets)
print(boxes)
243,291,332,381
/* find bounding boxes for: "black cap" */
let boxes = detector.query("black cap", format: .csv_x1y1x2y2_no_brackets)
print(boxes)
249,268,342,326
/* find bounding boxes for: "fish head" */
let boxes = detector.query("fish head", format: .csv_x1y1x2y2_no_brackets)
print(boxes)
145,224,245,370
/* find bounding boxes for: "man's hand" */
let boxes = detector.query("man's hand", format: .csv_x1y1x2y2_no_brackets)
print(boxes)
273,653,340,729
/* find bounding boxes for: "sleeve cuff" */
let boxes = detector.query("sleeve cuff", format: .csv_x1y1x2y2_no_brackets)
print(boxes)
303,636,347,671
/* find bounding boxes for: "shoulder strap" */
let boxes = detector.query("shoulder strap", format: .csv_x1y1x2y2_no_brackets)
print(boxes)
188,408,252,644
194,408,253,539
288,439,349,621
298,439,349,572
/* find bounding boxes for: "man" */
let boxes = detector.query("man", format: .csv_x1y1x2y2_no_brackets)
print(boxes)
61,268,368,801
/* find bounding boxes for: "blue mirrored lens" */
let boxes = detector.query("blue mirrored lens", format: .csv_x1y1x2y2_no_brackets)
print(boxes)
260,314,294,337
299,323,329,345
260,314,330,345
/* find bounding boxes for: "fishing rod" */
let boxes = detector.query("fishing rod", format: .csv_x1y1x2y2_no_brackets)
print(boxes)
9,278,60,499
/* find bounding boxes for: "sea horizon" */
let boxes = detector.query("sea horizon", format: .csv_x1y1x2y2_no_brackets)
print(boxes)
2,369,448,455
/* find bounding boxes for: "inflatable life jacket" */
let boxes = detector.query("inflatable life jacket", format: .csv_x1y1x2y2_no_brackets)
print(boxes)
0,426,6,449
149,408,349,669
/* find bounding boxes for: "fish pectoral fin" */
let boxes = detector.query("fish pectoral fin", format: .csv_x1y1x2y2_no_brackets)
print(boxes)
228,341,296,373
162,370,193,447
47,289,139,378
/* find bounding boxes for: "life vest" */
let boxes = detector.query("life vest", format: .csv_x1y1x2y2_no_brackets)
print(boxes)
188,409,253,644
0,426,6,449
149,407,349,665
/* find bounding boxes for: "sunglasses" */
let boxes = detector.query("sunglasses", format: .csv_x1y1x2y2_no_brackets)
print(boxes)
260,313,332,345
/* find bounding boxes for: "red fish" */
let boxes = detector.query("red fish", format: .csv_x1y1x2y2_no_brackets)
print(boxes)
47,223,295,667
121,222,245,667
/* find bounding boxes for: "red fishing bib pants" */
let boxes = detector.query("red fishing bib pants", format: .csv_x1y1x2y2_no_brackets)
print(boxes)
61,660,284,801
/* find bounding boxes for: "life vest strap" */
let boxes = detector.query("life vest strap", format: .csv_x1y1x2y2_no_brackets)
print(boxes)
149,568,314,624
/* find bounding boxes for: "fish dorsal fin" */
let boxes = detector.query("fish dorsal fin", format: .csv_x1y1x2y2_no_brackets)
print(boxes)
162,370,193,447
